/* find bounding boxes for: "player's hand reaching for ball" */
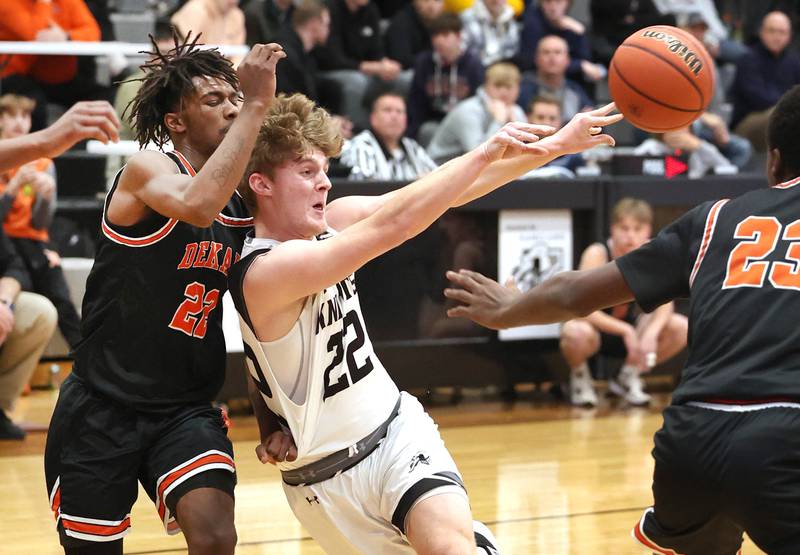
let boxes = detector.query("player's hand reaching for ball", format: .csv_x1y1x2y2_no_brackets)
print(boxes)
238,43,286,108
443,269,522,329
549,103,623,155
256,429,298,465
480,122,556,163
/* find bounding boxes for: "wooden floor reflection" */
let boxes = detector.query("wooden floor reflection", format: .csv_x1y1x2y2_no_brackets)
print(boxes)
0,388,764,554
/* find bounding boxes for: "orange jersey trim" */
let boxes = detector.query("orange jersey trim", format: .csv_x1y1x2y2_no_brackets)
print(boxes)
689,199,728,288
154,451,235,532
631,510,684,555
100,216,179,247
215,213,253,227
61,516,131,537
171,151,197,176
774,176,800,189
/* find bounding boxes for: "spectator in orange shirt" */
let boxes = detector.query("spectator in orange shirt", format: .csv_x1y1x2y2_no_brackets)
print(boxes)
0,95,82,349
0,0,106,131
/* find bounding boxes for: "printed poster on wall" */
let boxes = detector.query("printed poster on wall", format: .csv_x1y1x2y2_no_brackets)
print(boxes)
498,209,572,340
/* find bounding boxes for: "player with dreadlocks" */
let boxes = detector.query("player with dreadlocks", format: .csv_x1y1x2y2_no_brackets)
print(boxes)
44,33,285,554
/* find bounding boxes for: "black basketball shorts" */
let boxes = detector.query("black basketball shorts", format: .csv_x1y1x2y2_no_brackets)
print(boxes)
44,374,236,547
632,403,800,555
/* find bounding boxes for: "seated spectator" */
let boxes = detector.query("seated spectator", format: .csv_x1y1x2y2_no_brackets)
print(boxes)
0,0,105,132
634,127,734,178
692,112,751,170
681,12,752,170
733,1,800,48
340,92,437,180
461,0,520,67
273,0,353,139
407,13,484,142
683,12,728,115
243,0,293,46
427,62,526,162
516,0,606,85
518,35,594,122
0,95,82,350
560,198,687,407
590,0,674,67
172,0,246,65
0,228,57,439
523,96,582,176
384,0,444,70
313,0,404,129
654,0,748,64
731,11,800,151
527,95,561,128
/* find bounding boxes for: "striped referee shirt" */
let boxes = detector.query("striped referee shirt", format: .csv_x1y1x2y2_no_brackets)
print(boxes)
339,130,438,181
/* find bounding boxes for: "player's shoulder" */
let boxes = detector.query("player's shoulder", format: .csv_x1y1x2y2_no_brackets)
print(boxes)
119,150,179,186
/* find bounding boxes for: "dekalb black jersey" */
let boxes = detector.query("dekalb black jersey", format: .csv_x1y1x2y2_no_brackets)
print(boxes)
616,176,800,404
73,151,252,410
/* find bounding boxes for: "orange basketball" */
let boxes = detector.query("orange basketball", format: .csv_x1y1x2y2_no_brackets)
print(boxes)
609,25,715,132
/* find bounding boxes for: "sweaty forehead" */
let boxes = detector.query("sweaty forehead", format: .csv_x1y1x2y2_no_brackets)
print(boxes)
190,75,237,97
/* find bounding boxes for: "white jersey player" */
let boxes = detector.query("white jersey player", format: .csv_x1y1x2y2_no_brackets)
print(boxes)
228,93,621,554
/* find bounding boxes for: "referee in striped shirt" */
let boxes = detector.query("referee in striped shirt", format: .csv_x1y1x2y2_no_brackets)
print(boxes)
339,91,437,181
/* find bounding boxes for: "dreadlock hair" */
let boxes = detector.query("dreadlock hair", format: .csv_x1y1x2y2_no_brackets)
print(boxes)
239,94,344,213
125,30,239,148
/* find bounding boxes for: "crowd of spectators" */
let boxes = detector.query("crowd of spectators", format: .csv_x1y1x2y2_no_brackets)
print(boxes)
3,0,800,426
1,0,788,182
208,0,800,180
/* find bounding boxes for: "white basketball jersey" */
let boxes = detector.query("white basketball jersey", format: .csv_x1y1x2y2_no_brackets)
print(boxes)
237,232,400,471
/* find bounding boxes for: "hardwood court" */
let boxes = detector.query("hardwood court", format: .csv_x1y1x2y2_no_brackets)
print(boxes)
0,386,765,554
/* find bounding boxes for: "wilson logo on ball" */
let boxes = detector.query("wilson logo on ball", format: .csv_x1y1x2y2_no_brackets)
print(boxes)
641,30,704,76
608,25,714,132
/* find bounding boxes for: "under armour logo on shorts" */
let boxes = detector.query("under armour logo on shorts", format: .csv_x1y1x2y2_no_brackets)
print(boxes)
306,495,320,505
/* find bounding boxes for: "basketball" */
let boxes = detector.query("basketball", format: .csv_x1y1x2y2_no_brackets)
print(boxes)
609,25,715,132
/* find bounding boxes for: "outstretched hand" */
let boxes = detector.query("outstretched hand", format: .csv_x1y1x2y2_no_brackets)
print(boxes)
481,122,556,163
444,269,521,330
44,100,121,155
256,429,298,465
551,103,623,155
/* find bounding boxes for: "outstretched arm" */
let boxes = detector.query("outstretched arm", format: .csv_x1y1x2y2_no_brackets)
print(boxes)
443,263,634,330
246,122,547,322
452,103,622,207
0,101,121,173
327,104,622,227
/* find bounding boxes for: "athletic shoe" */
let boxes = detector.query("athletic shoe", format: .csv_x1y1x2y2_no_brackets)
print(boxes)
609,366,651,406
569,367,598,407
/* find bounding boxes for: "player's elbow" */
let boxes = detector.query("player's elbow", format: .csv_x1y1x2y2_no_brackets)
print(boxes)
184,212,217,228
182,199,219,228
